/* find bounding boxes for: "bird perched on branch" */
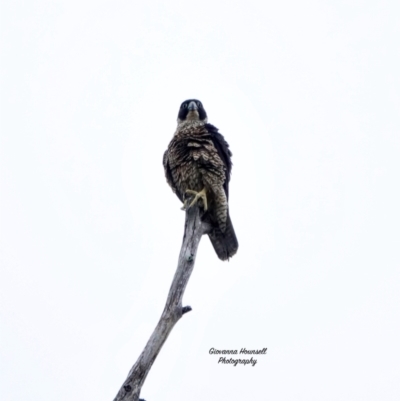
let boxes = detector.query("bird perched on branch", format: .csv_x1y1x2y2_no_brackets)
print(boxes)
163,99,238,260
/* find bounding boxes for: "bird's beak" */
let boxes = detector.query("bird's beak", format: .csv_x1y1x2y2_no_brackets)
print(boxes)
188,101,197,111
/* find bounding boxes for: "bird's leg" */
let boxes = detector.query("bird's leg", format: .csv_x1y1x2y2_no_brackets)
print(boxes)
185,188,208,211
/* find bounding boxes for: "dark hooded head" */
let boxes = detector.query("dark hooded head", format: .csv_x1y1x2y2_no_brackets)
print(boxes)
177,99,208,123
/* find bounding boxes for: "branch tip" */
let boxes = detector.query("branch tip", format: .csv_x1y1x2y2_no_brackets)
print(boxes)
182,305,192,314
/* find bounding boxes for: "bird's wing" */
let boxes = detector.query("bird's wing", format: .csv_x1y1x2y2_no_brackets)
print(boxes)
205,123,233,199
163,149,183,202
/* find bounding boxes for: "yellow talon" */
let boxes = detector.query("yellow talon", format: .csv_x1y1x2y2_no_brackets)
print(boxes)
180,199,188,211
185,188,208,211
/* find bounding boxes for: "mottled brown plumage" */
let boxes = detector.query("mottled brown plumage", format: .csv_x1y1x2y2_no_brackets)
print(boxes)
163,99,238,260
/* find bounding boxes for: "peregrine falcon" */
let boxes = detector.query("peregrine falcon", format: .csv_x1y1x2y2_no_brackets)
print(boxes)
163,99,238,260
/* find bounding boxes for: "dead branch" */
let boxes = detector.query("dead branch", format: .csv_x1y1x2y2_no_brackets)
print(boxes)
113,206,210,401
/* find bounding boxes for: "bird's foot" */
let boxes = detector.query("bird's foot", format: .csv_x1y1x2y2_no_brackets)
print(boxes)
184,188,208,211
180,199,188,211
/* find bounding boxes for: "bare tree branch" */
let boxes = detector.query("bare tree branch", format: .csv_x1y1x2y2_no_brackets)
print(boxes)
113,206,210,401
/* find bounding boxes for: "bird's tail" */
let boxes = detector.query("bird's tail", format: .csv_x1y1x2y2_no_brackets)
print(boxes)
208,212,238,261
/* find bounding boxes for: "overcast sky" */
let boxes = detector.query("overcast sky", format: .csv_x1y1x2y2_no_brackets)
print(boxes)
1,1,399,400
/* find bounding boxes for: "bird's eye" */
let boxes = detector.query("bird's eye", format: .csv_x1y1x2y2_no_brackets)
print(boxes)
197,102,201,108
182,103,187,109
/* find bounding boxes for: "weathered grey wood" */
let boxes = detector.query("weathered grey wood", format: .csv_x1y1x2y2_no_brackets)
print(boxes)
113,206,210,401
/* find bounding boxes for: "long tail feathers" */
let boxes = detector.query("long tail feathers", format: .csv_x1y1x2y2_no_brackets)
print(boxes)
208,212,238,261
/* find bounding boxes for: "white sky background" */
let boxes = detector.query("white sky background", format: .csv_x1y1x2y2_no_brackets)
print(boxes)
1,0,399,400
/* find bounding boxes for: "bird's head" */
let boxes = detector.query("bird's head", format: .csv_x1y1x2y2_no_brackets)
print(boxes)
177,99,208,124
